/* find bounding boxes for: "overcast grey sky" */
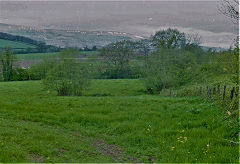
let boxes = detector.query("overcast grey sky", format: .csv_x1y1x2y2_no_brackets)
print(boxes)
0,0,238,48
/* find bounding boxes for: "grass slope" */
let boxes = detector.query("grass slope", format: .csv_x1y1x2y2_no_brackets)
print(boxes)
0,39,36,49
0,79,238,162
17,51,97,61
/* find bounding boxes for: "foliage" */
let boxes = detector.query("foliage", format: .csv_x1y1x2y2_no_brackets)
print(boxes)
152,28,202,51
26,57,57,80
99,40,136,79
152,28,187,49
134,39,152,58
0,47,15,81
11,68,30,81
144,49,198,93
42,48,91,96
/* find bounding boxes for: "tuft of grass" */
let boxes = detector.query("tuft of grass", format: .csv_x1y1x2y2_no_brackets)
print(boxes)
0,79,238,162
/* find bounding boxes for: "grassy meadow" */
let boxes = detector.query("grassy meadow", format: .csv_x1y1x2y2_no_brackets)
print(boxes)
0,79,238,163
16,51,97,61
17,52,60,61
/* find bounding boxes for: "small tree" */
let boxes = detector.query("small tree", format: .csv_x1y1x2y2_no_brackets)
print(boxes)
42,48,91,96
144,49,178,93
135,39,152,58
99,41,134,78
144,49,197,93
0,47,15,81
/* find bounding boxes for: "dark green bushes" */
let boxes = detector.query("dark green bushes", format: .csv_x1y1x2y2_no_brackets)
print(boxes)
144,49,199,93
0,47,15,81
42,49,91,96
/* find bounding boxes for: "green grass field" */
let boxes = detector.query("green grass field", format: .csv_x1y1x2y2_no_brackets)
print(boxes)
0,39,36,49
17,51,97,61
17,52,60,61
0,79,238,162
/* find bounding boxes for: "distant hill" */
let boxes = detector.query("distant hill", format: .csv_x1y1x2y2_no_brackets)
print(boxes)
0,39,36,50
0,23,140,49
0,32,61,53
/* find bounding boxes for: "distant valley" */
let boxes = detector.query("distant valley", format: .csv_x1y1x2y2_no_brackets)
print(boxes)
0,23,144,49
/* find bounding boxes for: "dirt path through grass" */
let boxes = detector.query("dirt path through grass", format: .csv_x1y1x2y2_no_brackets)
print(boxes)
0,116,138,162
0,80,238,162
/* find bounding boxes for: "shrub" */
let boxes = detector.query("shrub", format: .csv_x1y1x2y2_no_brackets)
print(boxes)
144,49,198,93
0,47,15,81
28,58,57,80
42,48,91,96
11,68,30,81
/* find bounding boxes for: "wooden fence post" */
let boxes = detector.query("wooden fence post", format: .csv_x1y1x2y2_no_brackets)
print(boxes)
213,87,216,95
217,85,220,94
222,85,226,100
230,87,235,101
209,88,211,98
235,86,239,97
207,86,211,98
206,86,208,97
199,87,202,95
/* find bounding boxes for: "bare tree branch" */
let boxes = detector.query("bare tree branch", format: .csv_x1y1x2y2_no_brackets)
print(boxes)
219,0,239,24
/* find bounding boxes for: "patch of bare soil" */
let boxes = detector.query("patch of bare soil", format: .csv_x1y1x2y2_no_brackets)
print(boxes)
56,148,68,157
29,154,45,163
93,139,139,163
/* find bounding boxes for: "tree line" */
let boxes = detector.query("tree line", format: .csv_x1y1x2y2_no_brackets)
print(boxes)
0,28,238,96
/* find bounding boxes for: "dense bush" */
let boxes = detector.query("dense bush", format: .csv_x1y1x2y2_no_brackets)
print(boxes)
11,68,30,81
99,40,138,79
28,58,57,80
144,49,198,93
0,47,15,81
42,49,91,96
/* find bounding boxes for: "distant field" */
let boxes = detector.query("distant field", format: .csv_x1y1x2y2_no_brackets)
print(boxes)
17,51,97,61
0,39,36,49
0,79,237,163
17,52,60,61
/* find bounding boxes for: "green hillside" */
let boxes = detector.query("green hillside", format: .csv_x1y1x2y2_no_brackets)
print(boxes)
0,39,36,50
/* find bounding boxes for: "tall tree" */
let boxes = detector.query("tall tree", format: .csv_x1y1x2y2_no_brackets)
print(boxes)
152,28,187,49
0,47,15,81
135,39,152,58
100,41,134,67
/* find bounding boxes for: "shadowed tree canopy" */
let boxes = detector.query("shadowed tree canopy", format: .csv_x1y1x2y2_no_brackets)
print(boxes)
152,28,187,49
99,40,134,66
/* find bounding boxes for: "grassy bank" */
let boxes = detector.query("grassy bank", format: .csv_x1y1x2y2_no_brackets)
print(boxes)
0,79,238,162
